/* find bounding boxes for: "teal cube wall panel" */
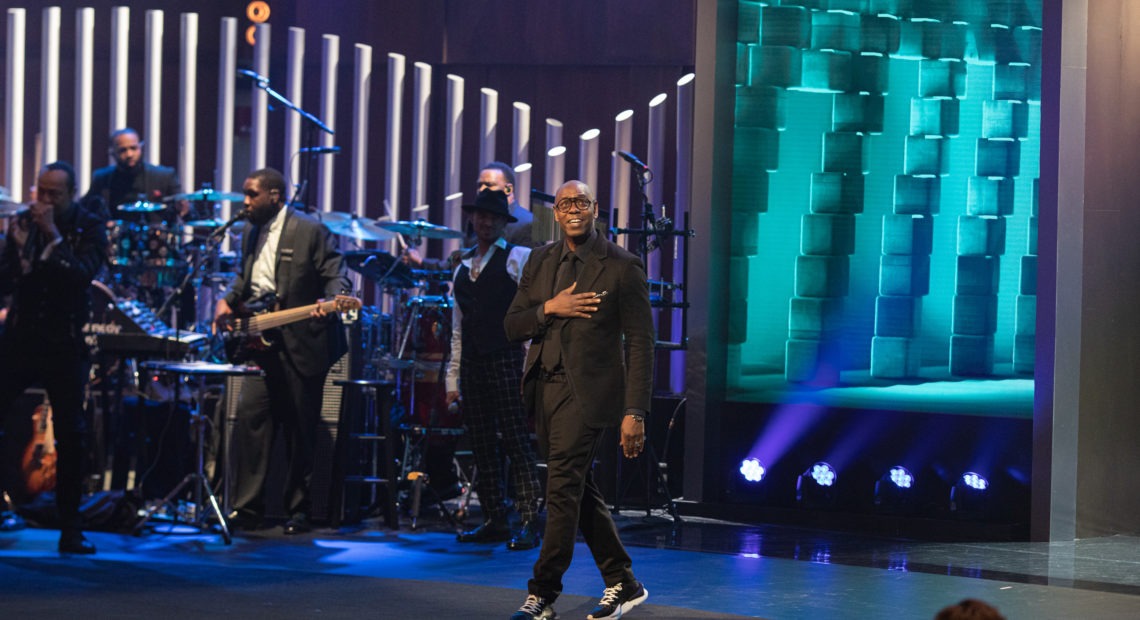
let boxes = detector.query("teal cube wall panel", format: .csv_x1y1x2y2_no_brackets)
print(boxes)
881,214,933,255
982,100,1029,140
879,254,930,296
1027,215,1038,253
812,10,861,52
1031,178,1039,216
736,126,780,172
904,136,949,176
789,296,845,340
988,0,1036,28
875,295,922,338
729,297,749,344
950,334,995,376
982,24,1026,65
796,255,851,297
801,213,856,256
762,6,812,48
893,174,940,215
918,59,966,98
737,43,753,85
779,0,825,11
833,93,884,133
967,176,1015,216
733,169,770,214
957,215,1007,256
1019,254,1037,295
955,255,1000,296
1015,294,1035,335
952,294,998,336
1015,26,1043,68
736,85,786,129
869,0,908,17
861,14,901,56
738,0,762,44
1013,333,1034,374
976,139,1021,177
785,337,841,384
750,46,803,89
810,171,865,213
729,257,750,300
800,50,853,93
910,97,960,137
993,63,1030,101
870,336,921,378
823,131,867,173
731,211,760,256
824,0,866,13
899,21,966,61
851,53,890,95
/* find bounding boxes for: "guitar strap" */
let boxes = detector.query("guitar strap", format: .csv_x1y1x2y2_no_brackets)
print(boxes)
274,209,298,309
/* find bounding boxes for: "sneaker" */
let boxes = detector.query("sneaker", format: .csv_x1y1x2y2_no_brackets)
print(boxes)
587,581,648,619
511,594,558,620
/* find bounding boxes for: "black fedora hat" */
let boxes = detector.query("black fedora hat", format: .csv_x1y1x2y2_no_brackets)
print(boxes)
462,189,517,222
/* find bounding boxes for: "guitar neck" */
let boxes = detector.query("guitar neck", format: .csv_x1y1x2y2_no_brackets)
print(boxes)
243,300,337,333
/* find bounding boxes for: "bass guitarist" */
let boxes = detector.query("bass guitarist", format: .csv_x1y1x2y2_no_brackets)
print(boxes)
213,168,349,535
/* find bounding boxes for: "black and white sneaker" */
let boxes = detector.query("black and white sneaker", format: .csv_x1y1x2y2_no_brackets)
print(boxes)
511,594,558,620
587,581,648,619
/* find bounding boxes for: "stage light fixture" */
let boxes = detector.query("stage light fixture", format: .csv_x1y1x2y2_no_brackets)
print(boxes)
874,465,916,512
950,471,990,515
739,458,766,483
796,461,838,508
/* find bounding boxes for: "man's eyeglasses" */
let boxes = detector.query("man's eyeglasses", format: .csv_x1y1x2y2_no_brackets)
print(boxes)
554,198,594,214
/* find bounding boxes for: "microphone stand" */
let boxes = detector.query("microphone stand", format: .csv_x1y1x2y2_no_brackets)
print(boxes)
245,75,333,209
155,219,236,359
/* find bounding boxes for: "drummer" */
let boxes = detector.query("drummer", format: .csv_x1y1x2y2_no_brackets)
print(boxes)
83,128,185,224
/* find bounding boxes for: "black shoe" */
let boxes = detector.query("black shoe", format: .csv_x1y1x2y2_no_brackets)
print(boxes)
0,511,25,532
507,520,541,551
283,513,312,535
511,594,558,620
227,510,264,531
587,581,648,619
58,530,96,555
457,519,510,543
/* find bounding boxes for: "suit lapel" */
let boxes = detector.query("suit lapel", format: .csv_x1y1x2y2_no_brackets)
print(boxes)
575,238,607,292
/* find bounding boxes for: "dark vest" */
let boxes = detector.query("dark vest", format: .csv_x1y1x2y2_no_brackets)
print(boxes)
454,245,518,358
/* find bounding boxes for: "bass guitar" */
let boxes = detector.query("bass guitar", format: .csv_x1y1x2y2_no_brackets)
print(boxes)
224,294,362,364
21,400,57,495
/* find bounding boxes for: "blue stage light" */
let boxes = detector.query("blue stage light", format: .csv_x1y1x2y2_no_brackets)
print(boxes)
739,458,766,483
961,472,988,491
809,462,836,487
875,466,916,513
889,466,913,489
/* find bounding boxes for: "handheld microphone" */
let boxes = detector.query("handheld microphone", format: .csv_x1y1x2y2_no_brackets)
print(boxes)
298,146,341,154
212,210,249,238
236,68,269,84
617,151,650,173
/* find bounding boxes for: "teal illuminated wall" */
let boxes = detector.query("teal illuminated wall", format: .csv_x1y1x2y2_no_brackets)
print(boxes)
728,1,1041,416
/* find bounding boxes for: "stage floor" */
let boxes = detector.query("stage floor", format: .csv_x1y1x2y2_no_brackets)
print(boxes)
3,507,1140,619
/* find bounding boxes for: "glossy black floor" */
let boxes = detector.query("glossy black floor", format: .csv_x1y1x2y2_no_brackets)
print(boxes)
4,496,1140,619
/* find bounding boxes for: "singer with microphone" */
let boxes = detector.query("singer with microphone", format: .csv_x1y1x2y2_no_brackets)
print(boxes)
213,167,349,535
83,127,183,224
447,188,543,551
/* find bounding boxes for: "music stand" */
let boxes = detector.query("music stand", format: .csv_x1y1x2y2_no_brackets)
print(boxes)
133,361,262,545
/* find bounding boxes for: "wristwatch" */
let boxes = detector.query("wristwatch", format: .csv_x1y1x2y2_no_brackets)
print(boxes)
625,411,646,423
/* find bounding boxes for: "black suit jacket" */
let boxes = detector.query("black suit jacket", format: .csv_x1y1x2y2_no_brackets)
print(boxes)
84,163,181,221
504,234,654,428
224,207,349,378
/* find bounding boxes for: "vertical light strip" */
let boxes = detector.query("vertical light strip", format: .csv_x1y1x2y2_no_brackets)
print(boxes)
646,92,668,281
40,7,61,166
352,44,373,219
480,87,498,166
144,10,163,166
109,7,129,140
578,128,601,195
410,61,431,215
514,163,532,212
545,118,563,151
512,101,530,167
251,22,270,170
215,17,237,227
611,109,634,247
545,146,567,240
285,27,305,184
6,9,25,200
671,72,696,395
318,35,339,214
444,74,464,198
179,12,199,192
74,8,95,194
384,53,405,221
443,191,464,258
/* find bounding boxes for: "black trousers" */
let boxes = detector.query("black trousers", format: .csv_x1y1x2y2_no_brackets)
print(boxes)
231,348,326,519
0,336,89,531
528,375,634,601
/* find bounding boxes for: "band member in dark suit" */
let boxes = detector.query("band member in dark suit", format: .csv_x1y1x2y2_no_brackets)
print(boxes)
83,128,183,222
504,180,654,620
0,162,109,554
213,168,349,535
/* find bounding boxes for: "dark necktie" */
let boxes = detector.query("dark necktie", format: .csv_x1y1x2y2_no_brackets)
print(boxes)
540,253,578,371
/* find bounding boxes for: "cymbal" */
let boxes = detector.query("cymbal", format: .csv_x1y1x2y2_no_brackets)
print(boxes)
167,188,245,203
323,215,396,242
184,218,227,227
118,200,166,213
377,219,463,240
344,250,415,288
0,200,27,218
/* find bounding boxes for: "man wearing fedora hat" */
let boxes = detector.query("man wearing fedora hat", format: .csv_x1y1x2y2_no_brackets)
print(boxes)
447,188,543,550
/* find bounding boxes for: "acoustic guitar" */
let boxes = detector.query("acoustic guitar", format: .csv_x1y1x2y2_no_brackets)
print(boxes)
21,400,57,495
224,294,362,364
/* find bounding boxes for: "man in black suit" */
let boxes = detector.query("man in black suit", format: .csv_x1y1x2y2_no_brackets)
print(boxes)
0,162,109,554
213,167,349,535
504,180,654,620
83,128,183,223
